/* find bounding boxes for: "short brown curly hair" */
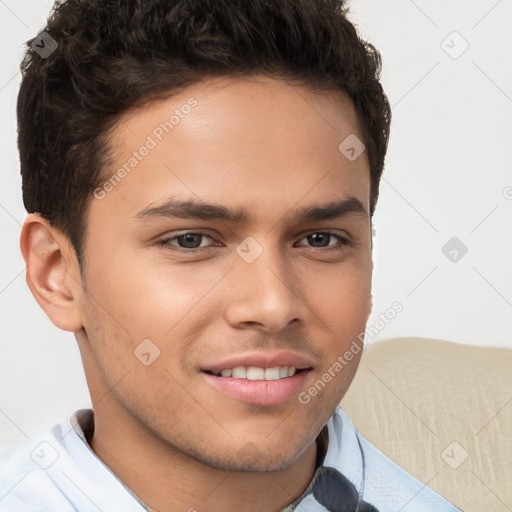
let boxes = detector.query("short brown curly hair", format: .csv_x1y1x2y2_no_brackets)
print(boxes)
17,0,391,274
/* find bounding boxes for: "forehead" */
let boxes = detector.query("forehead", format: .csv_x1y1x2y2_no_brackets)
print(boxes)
92,75,370,228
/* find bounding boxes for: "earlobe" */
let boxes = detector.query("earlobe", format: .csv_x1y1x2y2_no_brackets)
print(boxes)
20,214,84,332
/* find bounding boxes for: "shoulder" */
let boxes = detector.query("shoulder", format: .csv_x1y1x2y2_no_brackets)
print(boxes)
0,411,143,511
0,421,77,511
328,407,461,511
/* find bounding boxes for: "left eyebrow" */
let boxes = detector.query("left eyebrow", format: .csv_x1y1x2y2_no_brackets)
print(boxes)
134,196,368,224
291,197,367,223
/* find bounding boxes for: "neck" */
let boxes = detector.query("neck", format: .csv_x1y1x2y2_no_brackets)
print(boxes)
89,398,319,512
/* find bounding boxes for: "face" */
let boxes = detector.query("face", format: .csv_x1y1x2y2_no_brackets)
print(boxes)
77,75,372,472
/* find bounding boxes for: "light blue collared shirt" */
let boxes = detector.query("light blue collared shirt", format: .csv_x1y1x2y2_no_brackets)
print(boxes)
0,407,461,511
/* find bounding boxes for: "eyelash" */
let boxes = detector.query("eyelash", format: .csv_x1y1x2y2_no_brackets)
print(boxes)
155,231,352,253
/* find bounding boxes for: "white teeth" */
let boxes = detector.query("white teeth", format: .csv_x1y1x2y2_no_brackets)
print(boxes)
265,367,280,380
247,367,265,380
232,366,247,378
215,365,300,380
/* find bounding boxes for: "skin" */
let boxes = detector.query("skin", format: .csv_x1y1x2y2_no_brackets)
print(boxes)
20,75,373,512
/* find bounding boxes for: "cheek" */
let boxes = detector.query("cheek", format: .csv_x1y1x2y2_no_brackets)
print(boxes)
310,262,371,393
313,261,372,334
85,249,213,340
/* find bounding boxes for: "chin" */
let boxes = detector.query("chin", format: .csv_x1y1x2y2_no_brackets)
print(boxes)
189,438,306,473
210,452,297,473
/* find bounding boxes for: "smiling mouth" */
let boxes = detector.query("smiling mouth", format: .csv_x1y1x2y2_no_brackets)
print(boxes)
204,365,311,381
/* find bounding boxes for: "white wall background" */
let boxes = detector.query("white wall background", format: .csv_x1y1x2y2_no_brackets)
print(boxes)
1,0,511,445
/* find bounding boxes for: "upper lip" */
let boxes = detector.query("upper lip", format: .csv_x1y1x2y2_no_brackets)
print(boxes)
202,351,314,374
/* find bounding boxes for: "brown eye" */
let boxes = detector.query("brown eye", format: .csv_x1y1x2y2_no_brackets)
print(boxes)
157,232,217,251
296,232,350,250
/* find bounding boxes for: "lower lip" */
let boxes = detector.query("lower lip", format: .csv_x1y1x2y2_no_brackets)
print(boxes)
202,371,310,406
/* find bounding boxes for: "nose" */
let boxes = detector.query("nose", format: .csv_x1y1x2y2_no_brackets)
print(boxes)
223,241,303,333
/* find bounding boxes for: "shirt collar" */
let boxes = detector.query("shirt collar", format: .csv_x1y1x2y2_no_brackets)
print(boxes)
70,409,155,511
70,407,360,511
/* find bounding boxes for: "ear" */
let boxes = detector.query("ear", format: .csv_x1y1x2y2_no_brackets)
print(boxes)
20,214,84,332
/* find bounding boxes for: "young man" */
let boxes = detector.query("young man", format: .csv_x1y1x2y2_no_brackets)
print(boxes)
0,0,461,510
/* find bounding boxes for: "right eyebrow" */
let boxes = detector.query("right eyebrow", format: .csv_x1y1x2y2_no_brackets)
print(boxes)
135,198,246,223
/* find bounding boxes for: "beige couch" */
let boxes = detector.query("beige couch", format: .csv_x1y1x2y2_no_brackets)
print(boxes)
340,338,512,512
